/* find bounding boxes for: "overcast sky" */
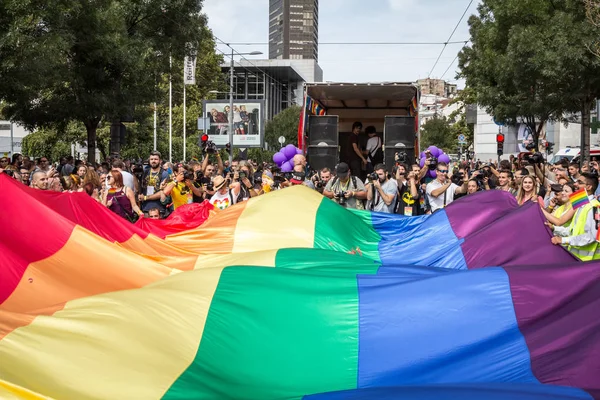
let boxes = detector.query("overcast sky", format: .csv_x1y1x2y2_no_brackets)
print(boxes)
203,0,477,86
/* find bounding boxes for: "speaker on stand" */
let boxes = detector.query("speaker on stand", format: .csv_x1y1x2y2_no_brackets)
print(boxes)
384,116,416,169
307,115,339,172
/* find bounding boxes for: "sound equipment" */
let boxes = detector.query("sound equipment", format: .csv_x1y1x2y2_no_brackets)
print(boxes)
307,145,338,172
308,116,339,147
383,116,416,169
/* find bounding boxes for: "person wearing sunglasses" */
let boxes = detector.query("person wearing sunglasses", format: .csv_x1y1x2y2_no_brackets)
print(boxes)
426,161,469,213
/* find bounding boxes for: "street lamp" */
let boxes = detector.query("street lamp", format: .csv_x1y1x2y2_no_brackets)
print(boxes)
226,49,262,164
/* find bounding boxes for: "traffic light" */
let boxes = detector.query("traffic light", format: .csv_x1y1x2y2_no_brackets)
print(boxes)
496,133,504,156
546,142,555,155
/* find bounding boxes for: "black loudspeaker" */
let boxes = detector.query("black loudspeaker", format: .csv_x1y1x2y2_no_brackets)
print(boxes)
385,148,415,172
384,116,415,148
308,116,338,146
307,146,338,172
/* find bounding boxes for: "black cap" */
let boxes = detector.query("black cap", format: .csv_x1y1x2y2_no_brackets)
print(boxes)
336,162,350,177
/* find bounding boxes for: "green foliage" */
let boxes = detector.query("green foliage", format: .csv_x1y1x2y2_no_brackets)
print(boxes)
458,0,600,154
0,0,222,162
420,116,456,152
265,106,301,149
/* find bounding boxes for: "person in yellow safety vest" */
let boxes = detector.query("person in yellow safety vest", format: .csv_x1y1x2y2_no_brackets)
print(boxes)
551,173,600,261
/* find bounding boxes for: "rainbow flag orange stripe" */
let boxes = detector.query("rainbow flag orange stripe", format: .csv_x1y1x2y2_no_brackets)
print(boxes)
570,188,590,210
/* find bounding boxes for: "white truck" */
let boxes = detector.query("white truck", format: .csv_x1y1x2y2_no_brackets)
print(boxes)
299,82,420,172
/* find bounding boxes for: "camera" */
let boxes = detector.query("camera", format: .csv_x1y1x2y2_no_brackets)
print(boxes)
395,151,408,164
425,151,438,170
368,172,379,182
525,152,544,164
183,170,194,181
203,140,218,154
132,164,144,182
335,191,347,206
206,182,214,191
525,142,537,151
238,171,246,180
451,171,465,185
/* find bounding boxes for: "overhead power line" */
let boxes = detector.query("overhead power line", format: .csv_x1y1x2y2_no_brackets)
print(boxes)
428,0,474,78
220,40,470,46
439,41,470,80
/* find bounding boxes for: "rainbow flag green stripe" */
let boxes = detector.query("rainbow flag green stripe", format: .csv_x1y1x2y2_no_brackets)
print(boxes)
165,260,379,399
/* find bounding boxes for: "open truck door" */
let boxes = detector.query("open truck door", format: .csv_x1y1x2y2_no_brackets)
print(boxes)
300,82,420,175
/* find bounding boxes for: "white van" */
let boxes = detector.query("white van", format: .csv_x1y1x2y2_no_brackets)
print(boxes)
549,145,600,164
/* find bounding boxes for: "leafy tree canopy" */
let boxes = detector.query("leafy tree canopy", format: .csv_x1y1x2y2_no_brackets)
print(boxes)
0,0,220,162
458,0,600,156
265,105,301,150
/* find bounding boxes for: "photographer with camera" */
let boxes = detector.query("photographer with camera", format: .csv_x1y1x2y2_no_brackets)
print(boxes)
233,160,258,202
426,162,469,213
394,164,422,216
311,168,332,194
163,166,204,210
323,162,367,209
366,164,397,213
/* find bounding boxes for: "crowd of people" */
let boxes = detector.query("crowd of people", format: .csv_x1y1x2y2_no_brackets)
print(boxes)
2,149,599,260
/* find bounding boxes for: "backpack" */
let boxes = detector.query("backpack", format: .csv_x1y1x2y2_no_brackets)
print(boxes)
369,137,384,165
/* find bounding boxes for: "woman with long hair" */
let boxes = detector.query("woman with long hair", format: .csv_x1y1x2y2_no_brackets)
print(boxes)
543,182,576,229
516,175,539,205
102,170,143,222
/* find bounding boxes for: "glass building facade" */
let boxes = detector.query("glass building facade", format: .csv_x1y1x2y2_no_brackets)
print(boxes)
269,0,319,61
216,62,306,122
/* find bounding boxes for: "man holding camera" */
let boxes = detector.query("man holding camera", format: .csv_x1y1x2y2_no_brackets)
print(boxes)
366,163,397,213
163,166,204,210
311,168,332,194
323,162,367,209
426,162,469,213
394,164,423,216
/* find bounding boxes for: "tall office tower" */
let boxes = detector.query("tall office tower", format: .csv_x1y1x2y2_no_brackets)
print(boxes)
269,0,318,61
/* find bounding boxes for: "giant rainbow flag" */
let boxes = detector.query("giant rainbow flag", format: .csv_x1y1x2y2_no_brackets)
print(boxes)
0,174,598,400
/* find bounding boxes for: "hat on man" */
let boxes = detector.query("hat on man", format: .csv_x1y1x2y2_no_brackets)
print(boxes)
336,162,350,178
212,175,228,191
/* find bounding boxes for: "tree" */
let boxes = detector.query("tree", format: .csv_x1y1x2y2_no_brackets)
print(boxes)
265,106,301,149
0,0,219,163
420,116,456,152
458,0,600,164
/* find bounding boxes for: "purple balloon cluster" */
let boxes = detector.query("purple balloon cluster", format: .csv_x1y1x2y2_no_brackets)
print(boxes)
273,144,303,172
419,146,451,179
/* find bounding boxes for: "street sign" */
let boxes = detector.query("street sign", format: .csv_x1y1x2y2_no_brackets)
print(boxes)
278,136,286,145
458,134,466,144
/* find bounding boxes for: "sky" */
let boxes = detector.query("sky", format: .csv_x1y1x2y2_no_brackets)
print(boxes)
203,0,478,87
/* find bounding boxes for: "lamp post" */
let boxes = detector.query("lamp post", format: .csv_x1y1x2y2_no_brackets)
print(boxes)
224,49,262,164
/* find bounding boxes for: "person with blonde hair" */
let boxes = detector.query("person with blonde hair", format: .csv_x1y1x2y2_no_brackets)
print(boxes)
515,174,539,206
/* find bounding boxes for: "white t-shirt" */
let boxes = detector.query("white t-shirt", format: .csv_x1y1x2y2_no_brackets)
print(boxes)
365,136,381,163
209,188,236,210
121,170,135,193
426,179,459,212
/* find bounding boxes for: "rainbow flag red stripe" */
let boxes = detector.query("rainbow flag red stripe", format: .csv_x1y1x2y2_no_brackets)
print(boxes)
570,189,590,210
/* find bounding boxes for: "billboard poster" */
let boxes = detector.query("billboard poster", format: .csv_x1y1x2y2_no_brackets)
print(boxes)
517,122,546,152
202,100,264,148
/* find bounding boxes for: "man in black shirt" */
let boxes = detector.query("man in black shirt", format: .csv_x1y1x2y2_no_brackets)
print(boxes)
348,121,367,182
